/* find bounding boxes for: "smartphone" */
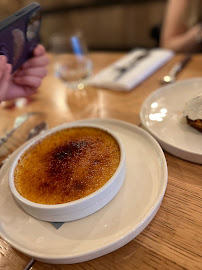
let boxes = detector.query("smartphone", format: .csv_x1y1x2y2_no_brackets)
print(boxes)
0,2,41,73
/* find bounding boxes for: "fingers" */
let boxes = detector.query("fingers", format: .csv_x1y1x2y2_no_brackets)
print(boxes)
13,75,42,89
12,45,48,92
3,63,12,80
21,86,38,96
22,54,49,68
14,66,47,79
0,55,8,79
22,48,49,69
33,44,46,57
0,56,12,101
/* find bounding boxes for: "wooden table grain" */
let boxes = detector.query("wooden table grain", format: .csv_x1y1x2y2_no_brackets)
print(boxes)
0,52,201,270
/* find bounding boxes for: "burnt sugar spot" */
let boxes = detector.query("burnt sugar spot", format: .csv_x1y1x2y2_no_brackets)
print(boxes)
74,180,86,191
45,139,91,179
93,159,101,164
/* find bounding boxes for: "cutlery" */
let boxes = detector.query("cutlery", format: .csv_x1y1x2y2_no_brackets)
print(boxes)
23,258,35,270
26,121,47,140
0,122,47,169
0,112,40,147
161,54,191,84
114,51,150,81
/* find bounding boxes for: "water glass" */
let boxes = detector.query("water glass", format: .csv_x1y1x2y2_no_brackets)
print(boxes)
49,31,92,90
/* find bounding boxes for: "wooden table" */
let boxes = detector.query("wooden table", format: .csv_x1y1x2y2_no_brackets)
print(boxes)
0,52,201,270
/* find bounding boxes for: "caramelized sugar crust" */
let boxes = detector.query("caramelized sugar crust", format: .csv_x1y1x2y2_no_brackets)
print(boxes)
14,127,120,204
186,117,202,133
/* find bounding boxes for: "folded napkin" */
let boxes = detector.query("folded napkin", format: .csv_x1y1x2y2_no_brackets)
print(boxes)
51,222,64,229
88,48,174,91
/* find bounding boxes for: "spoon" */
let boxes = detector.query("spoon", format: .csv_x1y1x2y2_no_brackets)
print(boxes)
26,121,47,140
23,258,36,270
161,54,191,84
0,112,41,147
0,122,47,169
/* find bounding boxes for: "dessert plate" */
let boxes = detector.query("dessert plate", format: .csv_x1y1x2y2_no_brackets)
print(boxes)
140,78,202,164
0,119,167,264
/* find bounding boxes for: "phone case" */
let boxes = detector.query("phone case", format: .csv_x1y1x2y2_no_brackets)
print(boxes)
0,3,41,72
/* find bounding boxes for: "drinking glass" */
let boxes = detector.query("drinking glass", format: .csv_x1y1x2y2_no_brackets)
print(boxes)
49,31,93,90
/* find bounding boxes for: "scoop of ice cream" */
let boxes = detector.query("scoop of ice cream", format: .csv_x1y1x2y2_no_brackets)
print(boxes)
184,95,202,121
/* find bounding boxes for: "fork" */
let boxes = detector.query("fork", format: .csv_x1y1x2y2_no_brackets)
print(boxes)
0,112,40,147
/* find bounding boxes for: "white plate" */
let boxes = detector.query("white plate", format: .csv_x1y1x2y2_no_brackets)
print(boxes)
0,119,167,264
140,78,202,164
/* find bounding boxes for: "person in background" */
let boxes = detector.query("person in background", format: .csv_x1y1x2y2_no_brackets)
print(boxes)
160,0,202,53
0,44,48,102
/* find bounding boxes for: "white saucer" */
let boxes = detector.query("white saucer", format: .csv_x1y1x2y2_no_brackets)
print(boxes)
0,119,167,264
140,78,202,164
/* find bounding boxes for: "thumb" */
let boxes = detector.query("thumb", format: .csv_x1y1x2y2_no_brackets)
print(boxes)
0,63,12,102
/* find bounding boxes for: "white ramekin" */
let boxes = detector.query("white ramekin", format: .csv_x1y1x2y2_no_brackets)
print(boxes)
9,122,126,222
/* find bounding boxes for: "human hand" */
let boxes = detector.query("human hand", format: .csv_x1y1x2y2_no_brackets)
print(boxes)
0,44,49,102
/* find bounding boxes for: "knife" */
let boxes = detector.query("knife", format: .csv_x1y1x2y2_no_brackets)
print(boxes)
161,54,192,84
114,51,150,81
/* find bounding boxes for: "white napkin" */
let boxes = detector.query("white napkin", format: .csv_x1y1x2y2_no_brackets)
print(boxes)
89,48,174,91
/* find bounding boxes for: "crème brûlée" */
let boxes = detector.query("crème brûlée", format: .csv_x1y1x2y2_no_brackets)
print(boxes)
14,127,121,205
